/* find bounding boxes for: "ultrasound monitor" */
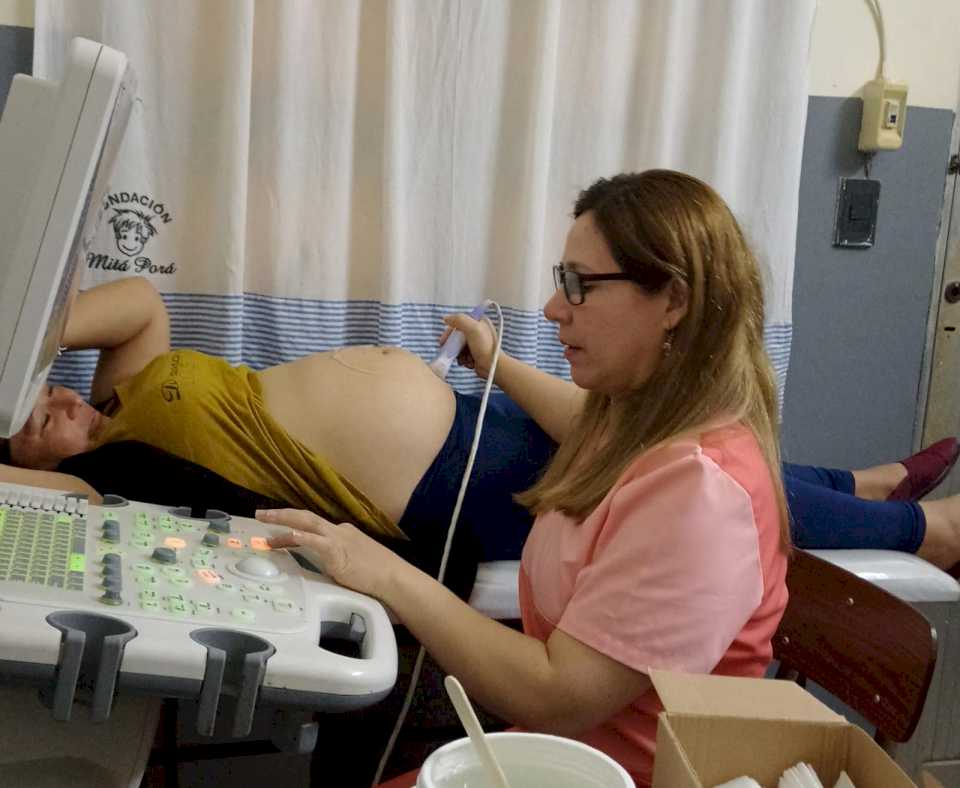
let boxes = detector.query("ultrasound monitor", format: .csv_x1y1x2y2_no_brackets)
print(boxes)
0,38,135,438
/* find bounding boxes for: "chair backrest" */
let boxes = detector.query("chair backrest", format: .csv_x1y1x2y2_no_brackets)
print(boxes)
773,549,938,747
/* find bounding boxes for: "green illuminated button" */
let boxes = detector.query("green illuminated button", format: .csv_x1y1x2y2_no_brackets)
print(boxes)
191,556,212,569
272,599,296,614
140,600,162,612
231,607,255,623
135,513,151,527
165,593,186,603
136,574,159,587
133,562,155,575
241,593,265,605
166,598,189,616
131,536,153,549
177,520,199,533
68,554,85,573
218,582,239,594
192,600,215,616
139,589,159,601
170,576,192,588
161,566,186,579
158,515,175,530
55,514,72,525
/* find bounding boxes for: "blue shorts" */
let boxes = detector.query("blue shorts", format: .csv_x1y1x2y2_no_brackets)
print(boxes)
397,392,557,562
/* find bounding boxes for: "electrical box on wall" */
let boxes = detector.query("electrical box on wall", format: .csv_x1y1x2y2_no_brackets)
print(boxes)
834,178,881,248
858,78,908,151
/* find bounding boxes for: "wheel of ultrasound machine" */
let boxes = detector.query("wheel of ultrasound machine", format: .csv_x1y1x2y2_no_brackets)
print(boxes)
808,549,960,603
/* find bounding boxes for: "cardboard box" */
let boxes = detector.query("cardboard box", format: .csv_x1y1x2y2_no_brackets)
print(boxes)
650,671,917,788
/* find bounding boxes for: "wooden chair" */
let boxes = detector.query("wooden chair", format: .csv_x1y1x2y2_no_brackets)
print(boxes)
773,549,938,750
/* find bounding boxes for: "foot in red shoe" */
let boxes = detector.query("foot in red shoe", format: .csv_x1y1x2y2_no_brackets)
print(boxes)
887,437,960,501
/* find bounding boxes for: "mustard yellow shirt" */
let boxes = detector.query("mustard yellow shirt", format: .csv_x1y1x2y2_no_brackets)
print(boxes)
94,350,404,540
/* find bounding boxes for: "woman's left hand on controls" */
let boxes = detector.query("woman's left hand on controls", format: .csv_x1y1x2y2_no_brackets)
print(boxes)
258,508,402,599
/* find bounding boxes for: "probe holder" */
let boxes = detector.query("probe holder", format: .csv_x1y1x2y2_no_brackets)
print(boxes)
43,611,137,722
189,628,276,737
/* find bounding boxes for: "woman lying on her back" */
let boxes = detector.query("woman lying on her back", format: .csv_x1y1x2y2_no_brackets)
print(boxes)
2,276,960,598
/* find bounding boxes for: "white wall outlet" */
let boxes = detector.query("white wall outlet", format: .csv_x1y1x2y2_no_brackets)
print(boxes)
858,78,908,151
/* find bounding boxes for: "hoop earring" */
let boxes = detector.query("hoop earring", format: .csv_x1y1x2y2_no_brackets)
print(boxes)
662,330,674,357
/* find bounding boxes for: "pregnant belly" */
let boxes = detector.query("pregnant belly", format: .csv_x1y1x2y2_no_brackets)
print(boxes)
257,347,456,522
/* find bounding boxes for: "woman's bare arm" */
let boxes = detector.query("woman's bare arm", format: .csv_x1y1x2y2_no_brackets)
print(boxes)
488,354,586,444
442,312,586,443
62,277,170,404
263,510,651,736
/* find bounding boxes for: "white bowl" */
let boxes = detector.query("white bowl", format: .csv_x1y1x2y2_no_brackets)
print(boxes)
417,731,635,788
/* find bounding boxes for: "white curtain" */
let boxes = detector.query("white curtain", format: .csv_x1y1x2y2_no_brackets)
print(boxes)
35,0,814,397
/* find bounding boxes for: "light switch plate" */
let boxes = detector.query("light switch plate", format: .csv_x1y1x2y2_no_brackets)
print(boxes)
834,177,881,248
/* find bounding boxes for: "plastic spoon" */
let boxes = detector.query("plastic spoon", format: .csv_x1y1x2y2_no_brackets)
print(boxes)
443,675,512,788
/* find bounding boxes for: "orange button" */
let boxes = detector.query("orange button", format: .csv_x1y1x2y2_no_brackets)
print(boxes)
250,537,270,551
226,537,243,549
196,569,222,585
164,537,186,550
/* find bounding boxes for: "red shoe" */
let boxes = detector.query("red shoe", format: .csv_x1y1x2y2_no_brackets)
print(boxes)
887,437,960,501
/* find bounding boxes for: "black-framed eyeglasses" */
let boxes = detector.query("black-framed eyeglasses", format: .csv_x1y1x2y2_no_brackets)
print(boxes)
552,263,636,305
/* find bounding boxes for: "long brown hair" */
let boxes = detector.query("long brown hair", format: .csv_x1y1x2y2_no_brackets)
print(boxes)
518,170,790,549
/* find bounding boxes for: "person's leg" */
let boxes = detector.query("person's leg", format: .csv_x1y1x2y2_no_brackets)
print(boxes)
782,462,854,493
850,462,908,501
788,473,960,570
916,497,960,571
785,437,959,502
783,459,904,499
787,474,924,551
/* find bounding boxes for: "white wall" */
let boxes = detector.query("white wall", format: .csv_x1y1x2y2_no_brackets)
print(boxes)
0,0,31,28
809,0,960,110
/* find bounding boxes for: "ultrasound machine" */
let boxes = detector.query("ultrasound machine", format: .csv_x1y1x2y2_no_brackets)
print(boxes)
0,38,397,787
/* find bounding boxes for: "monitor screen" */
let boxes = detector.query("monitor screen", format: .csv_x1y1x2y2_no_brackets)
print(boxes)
0,38,135,438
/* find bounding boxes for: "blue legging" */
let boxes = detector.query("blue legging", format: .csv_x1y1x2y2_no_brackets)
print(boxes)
461,395,927,556
783,462,925,552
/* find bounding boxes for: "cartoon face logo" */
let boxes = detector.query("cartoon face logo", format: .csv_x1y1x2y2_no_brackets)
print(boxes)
109,208,158,256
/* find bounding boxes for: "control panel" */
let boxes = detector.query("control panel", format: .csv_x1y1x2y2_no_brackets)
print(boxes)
0,482,397,741
0,490,307,633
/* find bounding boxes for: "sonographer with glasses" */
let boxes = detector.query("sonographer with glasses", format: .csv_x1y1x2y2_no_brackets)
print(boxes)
261,170,791,787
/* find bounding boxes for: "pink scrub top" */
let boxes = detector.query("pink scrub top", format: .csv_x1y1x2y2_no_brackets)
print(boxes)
518,420,788,786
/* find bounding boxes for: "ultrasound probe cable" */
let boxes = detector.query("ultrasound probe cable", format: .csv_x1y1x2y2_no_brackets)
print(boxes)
371,302,505,786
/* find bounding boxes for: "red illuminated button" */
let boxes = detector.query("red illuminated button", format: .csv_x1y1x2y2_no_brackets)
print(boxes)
250,537,270,551
226,537,243,549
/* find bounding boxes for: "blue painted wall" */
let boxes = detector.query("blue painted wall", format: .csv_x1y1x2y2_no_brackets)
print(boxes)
782,97,953,468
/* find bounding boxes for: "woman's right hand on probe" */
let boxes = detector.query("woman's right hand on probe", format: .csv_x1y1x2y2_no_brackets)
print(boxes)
440,312,500,380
